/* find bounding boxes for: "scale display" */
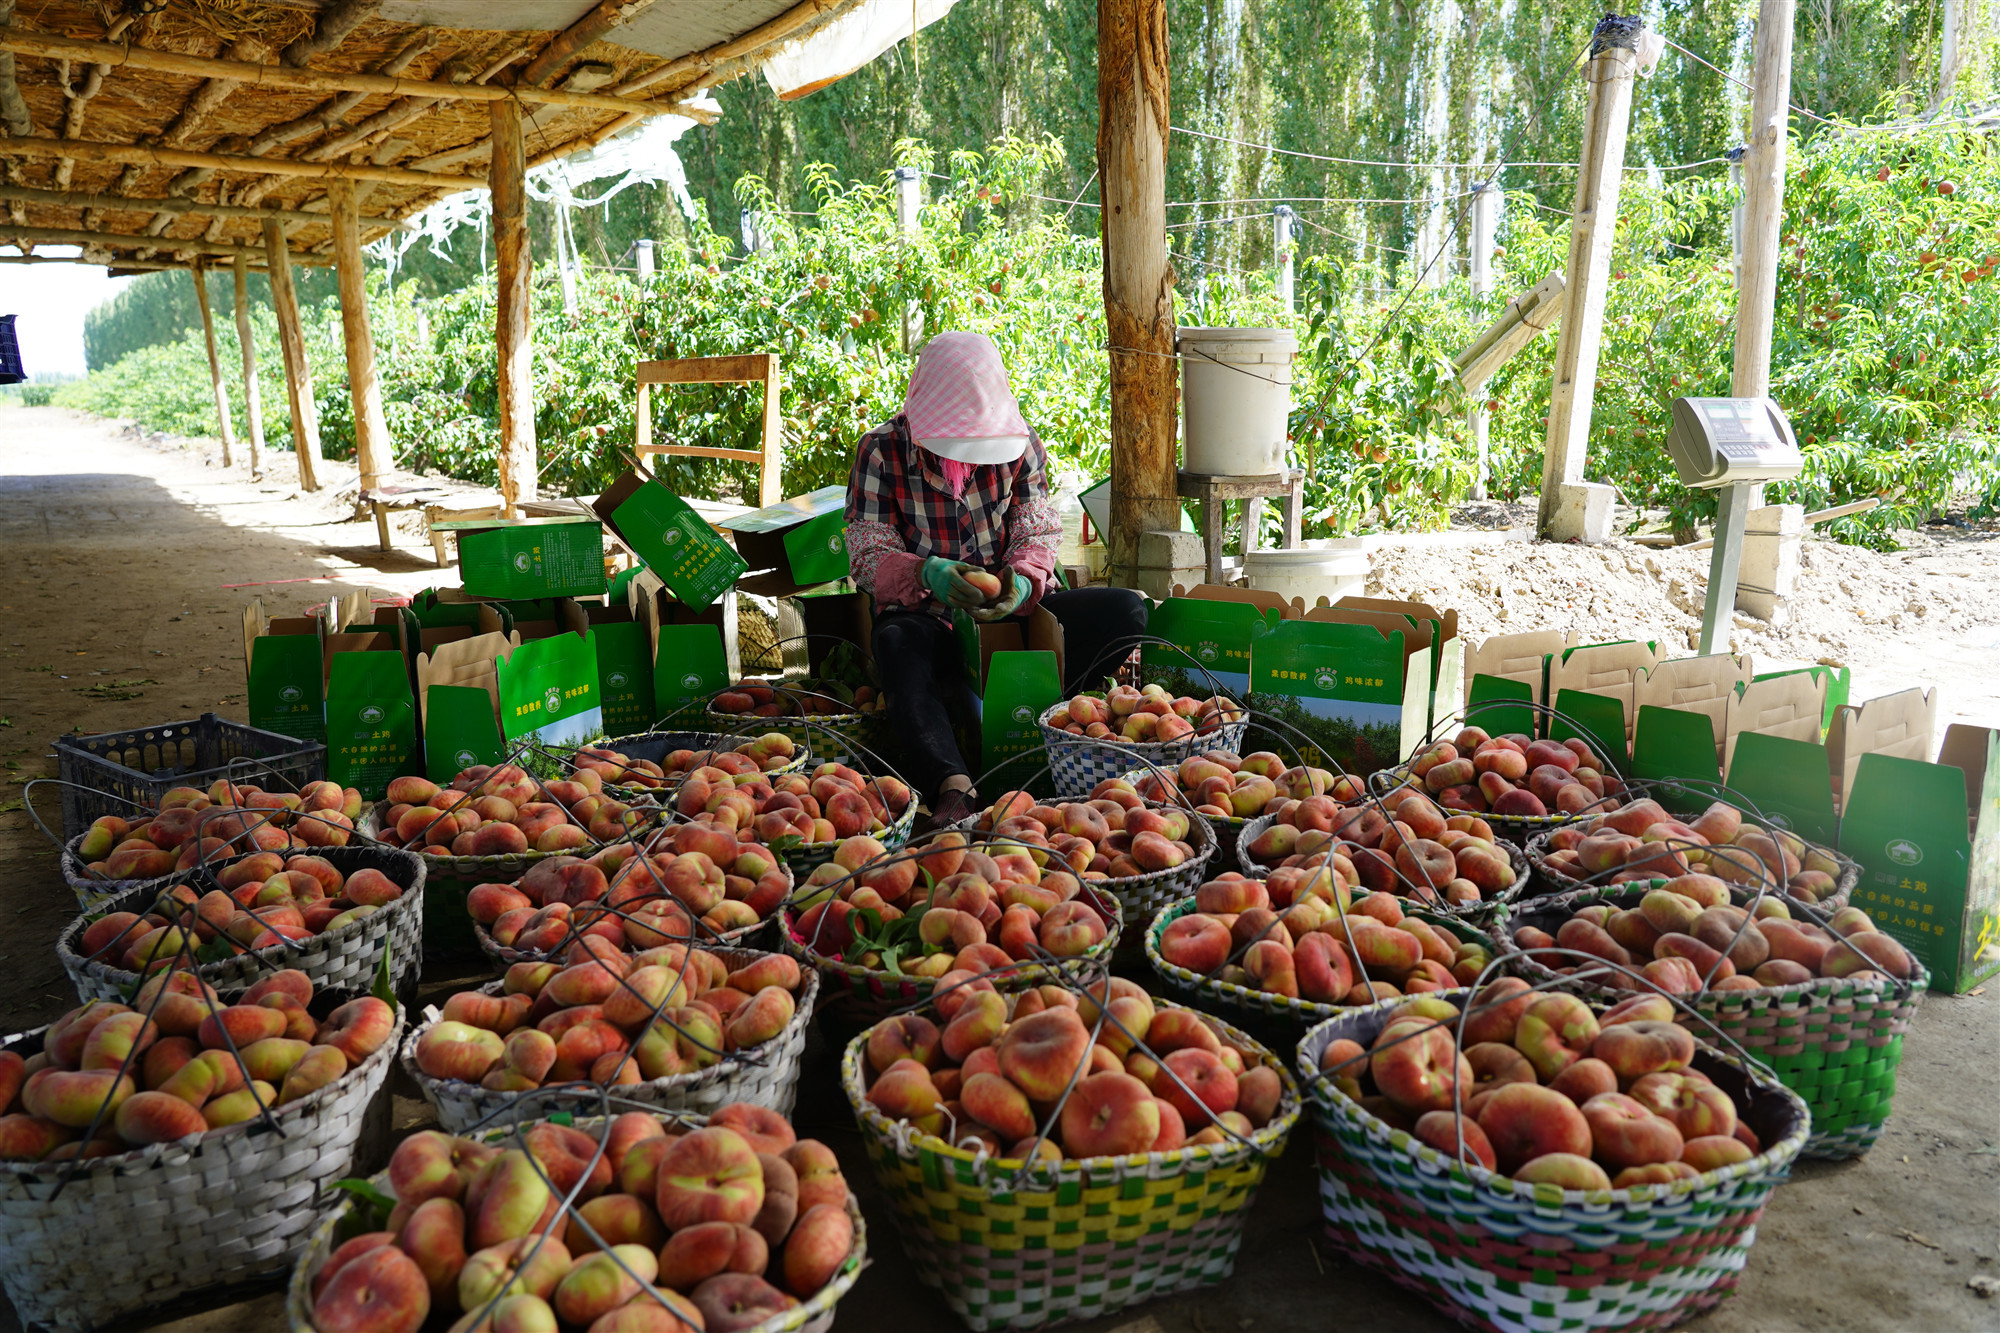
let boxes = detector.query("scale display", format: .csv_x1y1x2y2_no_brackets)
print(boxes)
1664,397,1805,488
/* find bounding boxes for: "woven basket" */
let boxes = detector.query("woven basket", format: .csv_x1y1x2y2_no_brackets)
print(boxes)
57,845,424,1004
284,1108,866,1333
58,829,227,915
775,796,920,878
1144,896,1491,1034
583,727,813,799
1370,763,1593,843
1295,995,1810,1333
1091,808,1218,934
781,881,1124,1028
0,998,404,1333
1036,702,1249,800
1523,828,1857,913
1119,764,1251,874
401,954,819,1133
1234,812,1530,912
1490,884,1924,1159
706,703,892,773
844,998,1300,1331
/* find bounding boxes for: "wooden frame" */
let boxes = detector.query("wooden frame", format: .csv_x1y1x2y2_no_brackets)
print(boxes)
1176,468,1304,588
634,354,783,507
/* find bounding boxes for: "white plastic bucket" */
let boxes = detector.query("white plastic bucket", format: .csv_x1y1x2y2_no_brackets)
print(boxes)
1242,541,1367,607
1178,326,1297,476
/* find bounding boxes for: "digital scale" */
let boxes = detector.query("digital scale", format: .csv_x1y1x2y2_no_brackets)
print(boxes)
1662,398,1805,654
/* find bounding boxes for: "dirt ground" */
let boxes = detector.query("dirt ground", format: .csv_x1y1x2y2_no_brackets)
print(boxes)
0,406,1995,1333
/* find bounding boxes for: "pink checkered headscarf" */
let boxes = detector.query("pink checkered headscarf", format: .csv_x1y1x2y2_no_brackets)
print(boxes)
902,332,1029,497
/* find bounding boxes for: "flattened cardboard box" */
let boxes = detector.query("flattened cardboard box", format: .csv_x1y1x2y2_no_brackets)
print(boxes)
954,607,1065,795
321,621,416,801
499,625,602,751
717,485,850,597
417,629,519,779
1462,630,1576,738
1334,597,1461,738
632,570,734,729
594,470,747,611
579,597,654,739
1628,653,1754,795
1142,590,1282,701
1547,639,1664,768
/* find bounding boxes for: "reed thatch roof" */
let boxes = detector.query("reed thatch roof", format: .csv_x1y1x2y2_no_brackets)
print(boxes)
0,0,876,269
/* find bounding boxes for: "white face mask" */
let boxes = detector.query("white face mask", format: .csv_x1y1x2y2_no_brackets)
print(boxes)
917,434,1029,464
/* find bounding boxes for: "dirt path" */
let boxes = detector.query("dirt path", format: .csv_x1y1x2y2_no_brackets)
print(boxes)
0,407,1995,1333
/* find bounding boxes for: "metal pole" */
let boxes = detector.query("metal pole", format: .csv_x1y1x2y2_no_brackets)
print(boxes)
1699,480,1755,654
1468,180,1496,500
635,237,655,280
1273,204,1294,312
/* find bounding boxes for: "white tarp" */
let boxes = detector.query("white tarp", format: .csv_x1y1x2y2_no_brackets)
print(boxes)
758,0,957,98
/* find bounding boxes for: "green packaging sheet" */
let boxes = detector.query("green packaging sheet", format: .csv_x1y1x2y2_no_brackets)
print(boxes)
325,651,417,801
454,517,607,600
594,620,655,737
653,622,730,730
1247,619,1415,774
424,684,507,781
499,632,603,749
1141,597,1277,699
246,632,325,743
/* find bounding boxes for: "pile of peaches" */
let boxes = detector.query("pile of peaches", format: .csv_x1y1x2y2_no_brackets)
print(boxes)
469,820,793,956
1045,685,1244,746
306,1103,855,1333
73,778,367,881
949,782,1204,877
1129,750,1340,823
570,732,803,792
1155,876,1494,1006
1243,786,1521,905
0,970,396,1161
375,767,652,859
858,978,1287,1160
1317,982,1765,1190
789,831,1115,976
76,853,410,969
411,939,806,1094
666,761,913,851
1395,726,1625,819
711,679,883,717
1536,797,1847,905
1508,889,1916,993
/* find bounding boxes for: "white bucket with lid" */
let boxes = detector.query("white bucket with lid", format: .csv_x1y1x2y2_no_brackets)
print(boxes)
1242,541,1367,607
1178,326,1297,477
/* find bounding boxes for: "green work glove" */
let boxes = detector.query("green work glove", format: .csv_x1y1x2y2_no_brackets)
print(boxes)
970,572,1032,621
921,556,986,610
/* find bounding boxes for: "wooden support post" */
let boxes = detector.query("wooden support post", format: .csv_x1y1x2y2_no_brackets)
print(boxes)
1098,0,1180,587
490,97,538,516
1732,0,1795,406
263,218,321,491
1535,16,1654,543
189,261,235,468
330,179,391,493
1467,180,1496,500
230,252,266,481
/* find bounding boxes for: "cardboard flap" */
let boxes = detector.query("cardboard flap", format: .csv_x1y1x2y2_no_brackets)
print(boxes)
1464,631,1574,706
1637,654,1753,757
1827,687,1938,811
1166,583,1306,619
1303,605,1435,654
1548,640,1663,739
417,631,517,731
958,607,1065,690
1724,670,1826,774
1336,597,1459,645
1938,724,1997,833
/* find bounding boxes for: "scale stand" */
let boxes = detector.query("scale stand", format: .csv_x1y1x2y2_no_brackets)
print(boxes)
1697,479,1755,655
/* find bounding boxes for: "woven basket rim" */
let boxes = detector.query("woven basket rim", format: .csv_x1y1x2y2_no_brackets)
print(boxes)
0,998,406,1183
470,855,796,966
1373,761,1594,830
283,1111,866,1333
781,876,1125,995
1034,701,1246,760
1143,894,1490,1022
589,728,814,781
60,829,216,901
776,795,920,861
1294,989,1813,1205
1522,819,1861,904
1491,879,1930,1009
56,845,426,994
705,702,881,726
400,952,819,1109
844,995,1300,1182
1233,810,1528,911
362,797,645,876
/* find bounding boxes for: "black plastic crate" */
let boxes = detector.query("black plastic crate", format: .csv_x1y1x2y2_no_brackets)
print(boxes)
52,712,325,840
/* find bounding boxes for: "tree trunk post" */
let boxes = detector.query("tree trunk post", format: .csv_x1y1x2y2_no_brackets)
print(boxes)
1733,0,1796,406
190,261,235,468
1467,180,1496,500
1535,16,1655,543
490,96,537,516
230,251,266,481
1098,0,1179,587
330,177,391,494
263,217,321,491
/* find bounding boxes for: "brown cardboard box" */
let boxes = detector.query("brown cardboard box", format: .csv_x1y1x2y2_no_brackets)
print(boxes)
1638,653,1755,765
1827,686,1938,812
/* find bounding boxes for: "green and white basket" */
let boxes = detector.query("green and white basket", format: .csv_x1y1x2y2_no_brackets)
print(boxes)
773,794,920,878
1524,828,1857,913
1234,811,1530,912
844,998,1300,1331
1037,703,1248,800
1296,994,1810,1333
1492,884,1922,1159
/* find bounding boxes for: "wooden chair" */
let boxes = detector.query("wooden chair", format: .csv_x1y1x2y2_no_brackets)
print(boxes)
634,353,783,507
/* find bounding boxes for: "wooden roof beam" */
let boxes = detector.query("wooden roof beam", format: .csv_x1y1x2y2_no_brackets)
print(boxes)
0,28,692,118
0,223,333,263
615,0,838,95
521,0,664,88
0,183,411,230
0,136,485,188
281,0,381,69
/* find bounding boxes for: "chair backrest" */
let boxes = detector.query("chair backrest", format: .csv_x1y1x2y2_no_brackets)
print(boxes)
633,353,781,506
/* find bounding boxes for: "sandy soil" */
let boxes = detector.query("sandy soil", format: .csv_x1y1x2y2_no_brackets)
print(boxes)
0,406,1995,1333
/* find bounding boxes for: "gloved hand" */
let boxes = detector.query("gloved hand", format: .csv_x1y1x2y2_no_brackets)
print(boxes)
921,556,986,610
970,571,1032,621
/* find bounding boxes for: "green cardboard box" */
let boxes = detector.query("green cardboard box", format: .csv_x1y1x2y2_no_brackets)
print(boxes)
323,621,417,800
415,623,519,781
242,600,325,742
442,515,607,600
718,486,851,596
500,627,602,751
1247,616,1430,773
579,597,654,739
594,471,747,611
1332,597,1461,740
954,606,1065,795
1140,587,1284,700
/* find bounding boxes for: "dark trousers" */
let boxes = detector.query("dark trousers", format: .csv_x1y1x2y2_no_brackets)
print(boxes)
873,586,1150,802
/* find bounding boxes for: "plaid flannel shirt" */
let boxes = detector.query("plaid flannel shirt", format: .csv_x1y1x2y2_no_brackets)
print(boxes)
845,414,1062,619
